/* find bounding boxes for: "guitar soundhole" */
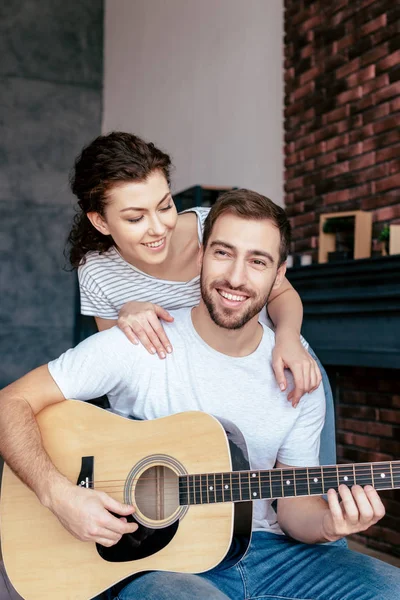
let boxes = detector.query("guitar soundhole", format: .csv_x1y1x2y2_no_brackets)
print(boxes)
135,465,180,522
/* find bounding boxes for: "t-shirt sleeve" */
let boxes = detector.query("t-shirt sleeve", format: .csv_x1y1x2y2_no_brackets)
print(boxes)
277,381,326,467
78,266,118,319
48,327,135,401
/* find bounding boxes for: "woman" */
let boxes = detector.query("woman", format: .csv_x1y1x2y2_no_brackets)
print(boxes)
68,132,321,406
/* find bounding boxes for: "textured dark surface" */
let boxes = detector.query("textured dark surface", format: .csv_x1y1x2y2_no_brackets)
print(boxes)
0,0,103,388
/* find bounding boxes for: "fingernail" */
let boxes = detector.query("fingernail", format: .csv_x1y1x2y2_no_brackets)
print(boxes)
166,346,172,353
160,352,166,359
150,347,156,354
280,383,285,391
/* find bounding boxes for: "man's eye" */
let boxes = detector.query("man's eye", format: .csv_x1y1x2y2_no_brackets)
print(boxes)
127,216,143,223
253,259,266,267
215,250,228,256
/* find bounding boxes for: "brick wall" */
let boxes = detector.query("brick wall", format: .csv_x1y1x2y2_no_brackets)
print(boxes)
284,0,399,263
284,1,400,557
331,366,400,556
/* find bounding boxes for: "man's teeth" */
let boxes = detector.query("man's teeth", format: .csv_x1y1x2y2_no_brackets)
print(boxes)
219,290,246,302
144,239,164,248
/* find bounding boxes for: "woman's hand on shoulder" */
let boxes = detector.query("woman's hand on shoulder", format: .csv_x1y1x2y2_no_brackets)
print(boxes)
117,301,174,359
272,334,322,408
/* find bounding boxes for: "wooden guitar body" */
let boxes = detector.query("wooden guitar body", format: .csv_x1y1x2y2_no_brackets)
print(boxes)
0,402,252,600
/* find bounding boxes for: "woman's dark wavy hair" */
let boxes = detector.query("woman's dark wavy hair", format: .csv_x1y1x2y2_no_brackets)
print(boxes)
67,132,173,268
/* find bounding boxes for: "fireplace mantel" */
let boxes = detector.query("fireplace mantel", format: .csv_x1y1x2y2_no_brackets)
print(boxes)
287,255,400,369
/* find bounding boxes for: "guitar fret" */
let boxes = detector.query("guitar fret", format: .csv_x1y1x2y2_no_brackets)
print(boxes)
206,474,210,504
353,463,356,485
390,462,394,489
223,473,232,502
282,469,296,497
250,472,260,500
201,474,207,504
307,467,310,496
271,470,283,499
308,466,324,496
215,473,223,503
337,465,355,488
322,466,338,492
231,472,240,501
372,463,393,490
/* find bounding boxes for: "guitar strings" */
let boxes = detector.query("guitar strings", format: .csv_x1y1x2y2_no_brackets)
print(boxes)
91,464,400,487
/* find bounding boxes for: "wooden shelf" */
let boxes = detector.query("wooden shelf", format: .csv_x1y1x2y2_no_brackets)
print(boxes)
318,210,372,263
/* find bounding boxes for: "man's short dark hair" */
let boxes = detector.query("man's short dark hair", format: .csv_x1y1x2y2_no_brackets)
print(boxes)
202,189,291,266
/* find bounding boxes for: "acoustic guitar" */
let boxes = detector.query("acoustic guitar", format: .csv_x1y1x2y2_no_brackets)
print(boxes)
1,400,398,600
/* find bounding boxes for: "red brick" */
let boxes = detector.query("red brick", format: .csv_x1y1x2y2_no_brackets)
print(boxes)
375,81,400,103
324,161,350,179
304,142,326,160
336,34,354,52
362,73,389,95
362,103,390,124
376,50,400,73
315,151,338,167
325,134,349,152
285,176,304,192
291,212,315,227
364,130,400,153
348,183,371,200
373,175,400,193
360,42,389,67
337,58,361,79
349,151,375,171
360,14,387,37
373,203,400,221
373,115,400,135
299,66,320,86
367,422,394,437
337,86,363,105
357,163,389,182
336,142,364,161
300,44,313,59
324,189,350,205
322,105,350,126
293,80,315,101
347,65,376,88
299,14,322,34
390,96,400,112
349,123,374,144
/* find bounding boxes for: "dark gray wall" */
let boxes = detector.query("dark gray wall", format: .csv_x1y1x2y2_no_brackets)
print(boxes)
0,1,103,387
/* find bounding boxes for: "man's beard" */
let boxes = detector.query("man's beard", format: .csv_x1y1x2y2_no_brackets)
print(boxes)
200,274,274,330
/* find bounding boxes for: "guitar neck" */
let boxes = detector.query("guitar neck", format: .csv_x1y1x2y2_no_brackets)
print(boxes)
179,461,400,506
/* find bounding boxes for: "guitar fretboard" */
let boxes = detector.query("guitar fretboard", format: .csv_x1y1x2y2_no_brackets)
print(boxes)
178,461,400,505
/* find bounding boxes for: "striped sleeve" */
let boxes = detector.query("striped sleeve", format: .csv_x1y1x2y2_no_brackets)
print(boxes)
79,269,118,319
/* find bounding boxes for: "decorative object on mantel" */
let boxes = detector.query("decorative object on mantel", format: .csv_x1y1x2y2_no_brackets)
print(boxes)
318,210,372,264
389,224,400,256
378,224,390,256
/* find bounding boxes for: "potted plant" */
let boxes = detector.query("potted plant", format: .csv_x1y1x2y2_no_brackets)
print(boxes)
378,224,390,255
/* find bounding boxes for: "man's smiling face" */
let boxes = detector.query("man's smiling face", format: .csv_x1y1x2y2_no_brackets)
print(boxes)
199,213,286,330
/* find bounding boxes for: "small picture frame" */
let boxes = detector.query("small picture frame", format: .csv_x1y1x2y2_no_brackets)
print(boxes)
318,210,372,263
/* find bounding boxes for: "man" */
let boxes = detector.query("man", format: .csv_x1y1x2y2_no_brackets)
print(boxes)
0,190,398,600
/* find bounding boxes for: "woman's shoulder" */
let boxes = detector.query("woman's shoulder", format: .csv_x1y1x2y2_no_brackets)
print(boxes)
78,247,123,277
177,206,210,242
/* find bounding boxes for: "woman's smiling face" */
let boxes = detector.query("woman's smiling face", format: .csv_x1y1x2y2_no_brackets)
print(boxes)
87,170,178,267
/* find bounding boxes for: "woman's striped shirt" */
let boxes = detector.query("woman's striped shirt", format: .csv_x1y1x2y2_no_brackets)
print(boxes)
78,207,209,319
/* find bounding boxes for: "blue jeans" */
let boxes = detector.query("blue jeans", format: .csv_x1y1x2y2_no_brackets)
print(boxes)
109,532,400,600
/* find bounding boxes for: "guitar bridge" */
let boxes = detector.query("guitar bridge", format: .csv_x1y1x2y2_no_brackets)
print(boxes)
77,456,94,488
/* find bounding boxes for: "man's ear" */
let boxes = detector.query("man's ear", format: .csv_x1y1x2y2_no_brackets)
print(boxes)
273,261,287,290
87,212,111,236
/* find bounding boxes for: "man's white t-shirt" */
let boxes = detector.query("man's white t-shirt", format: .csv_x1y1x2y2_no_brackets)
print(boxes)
48,308,325,535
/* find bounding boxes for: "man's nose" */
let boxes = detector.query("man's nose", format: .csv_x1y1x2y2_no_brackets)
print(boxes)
226,260,247,288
